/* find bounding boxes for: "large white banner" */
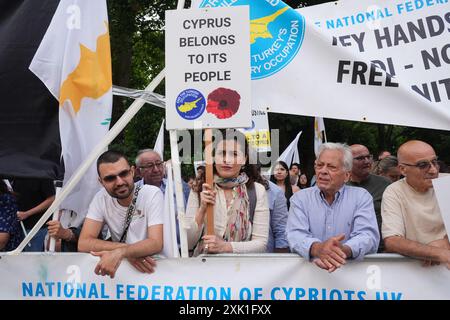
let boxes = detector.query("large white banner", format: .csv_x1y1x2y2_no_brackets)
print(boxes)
195,0,450,130
1,253,449,300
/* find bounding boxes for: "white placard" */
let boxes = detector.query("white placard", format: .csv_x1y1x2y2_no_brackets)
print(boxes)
165,7,251,130
432,175,450,235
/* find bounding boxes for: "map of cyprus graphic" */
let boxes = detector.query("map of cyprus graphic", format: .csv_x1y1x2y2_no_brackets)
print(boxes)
250,7,288,44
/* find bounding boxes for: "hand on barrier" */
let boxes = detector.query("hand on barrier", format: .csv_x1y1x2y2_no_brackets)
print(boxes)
422,237,450,267
128,256,156,274
91,248,125,279
311,234,347,273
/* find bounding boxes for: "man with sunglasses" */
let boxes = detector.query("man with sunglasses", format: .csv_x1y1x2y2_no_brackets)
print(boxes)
78,150,164,278
381,140,449,268
347,144,391,252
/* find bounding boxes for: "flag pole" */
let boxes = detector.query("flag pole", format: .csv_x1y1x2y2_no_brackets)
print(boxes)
177,0,186,9
204,128,215,236
19,222,31,248
9,69,167,254
169,130,189,258
165,161,181,257
48,181,62,252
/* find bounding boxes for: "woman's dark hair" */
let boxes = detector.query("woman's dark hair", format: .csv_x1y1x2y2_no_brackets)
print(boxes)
0,179,14,196
0,180,9,194
270,161,294,206
193,129,259,192
299,174,309,189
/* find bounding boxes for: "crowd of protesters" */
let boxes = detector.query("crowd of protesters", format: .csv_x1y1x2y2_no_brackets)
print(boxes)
1,130,449,277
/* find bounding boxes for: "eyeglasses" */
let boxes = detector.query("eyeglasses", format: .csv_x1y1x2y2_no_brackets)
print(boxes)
138,161,164,171
401,158,439,171
353,154,373,161
102,169,132,183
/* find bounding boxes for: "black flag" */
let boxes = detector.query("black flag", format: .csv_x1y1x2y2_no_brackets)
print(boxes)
0,0,62,179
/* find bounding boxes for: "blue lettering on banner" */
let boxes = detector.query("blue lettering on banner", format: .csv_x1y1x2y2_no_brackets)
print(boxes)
396,0,448,15
115,284,232,300
268,286,401,300
325,8,394,30
21,282,403,300
22,282,110,299
324,0,448,30
199,0,305,80
88,283,99,299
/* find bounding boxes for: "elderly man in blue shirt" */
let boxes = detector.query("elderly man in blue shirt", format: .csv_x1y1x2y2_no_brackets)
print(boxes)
287,142,379,273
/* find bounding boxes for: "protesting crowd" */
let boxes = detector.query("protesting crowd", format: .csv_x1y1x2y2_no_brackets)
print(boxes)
1,129,449,278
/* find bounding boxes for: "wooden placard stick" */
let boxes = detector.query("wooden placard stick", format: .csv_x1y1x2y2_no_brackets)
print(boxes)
204,128,214,235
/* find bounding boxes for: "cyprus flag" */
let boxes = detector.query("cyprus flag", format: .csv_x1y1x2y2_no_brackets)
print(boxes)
30,0,112,220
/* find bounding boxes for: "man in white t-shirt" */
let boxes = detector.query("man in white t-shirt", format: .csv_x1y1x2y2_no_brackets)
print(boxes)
78,150,164,278
381,140,449,268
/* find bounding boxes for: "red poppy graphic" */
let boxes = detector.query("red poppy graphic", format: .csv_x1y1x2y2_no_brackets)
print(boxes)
206,87,241,119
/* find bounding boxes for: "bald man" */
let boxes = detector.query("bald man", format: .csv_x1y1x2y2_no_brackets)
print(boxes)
381,140,449,268
347,144,391,252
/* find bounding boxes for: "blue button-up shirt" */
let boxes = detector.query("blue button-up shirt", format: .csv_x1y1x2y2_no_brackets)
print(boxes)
267,181,289,252
286,185,379,260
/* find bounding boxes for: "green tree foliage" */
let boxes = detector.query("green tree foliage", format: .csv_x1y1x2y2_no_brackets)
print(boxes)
108,0,176,164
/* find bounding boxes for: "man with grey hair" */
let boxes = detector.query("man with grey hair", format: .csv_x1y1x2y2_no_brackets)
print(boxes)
287,142,379,273
377,156,401,182
135,149,190,204
135,149,190,250
347,144,391,252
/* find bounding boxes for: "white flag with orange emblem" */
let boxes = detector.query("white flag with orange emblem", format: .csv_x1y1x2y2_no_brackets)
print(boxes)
29,0,112,221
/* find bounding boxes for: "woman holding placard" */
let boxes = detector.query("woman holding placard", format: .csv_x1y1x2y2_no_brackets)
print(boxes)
186,129,269,255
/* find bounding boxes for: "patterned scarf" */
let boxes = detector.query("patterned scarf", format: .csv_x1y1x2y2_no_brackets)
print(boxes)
215,172,252,242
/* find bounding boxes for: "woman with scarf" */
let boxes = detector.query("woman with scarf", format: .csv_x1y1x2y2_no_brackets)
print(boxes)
186,129,270,255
